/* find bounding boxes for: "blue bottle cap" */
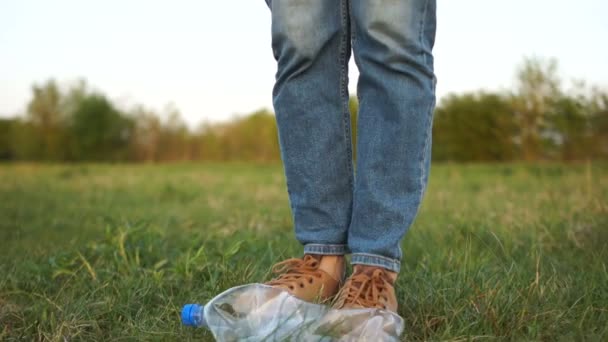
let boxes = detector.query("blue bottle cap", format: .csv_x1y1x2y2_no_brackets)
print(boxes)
181,304,203,326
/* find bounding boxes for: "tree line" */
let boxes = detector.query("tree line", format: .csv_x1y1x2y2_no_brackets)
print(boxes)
0,58,606,163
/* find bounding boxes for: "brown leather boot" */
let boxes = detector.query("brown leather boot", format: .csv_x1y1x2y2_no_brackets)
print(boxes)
333,264,398,312
266,254,344,303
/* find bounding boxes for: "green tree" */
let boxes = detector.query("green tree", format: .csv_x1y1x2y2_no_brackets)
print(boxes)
589,89,608,159
433,92,517,161
158,105,190,161
549,94,590,160
131,107,162,162
26,80,67,160
67,94,134,161
0,118,16,160
220,109,279,162
512,57,561,161
196,122,225,161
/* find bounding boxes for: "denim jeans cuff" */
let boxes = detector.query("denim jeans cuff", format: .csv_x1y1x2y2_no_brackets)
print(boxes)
351,253,401,273
304,244,348,255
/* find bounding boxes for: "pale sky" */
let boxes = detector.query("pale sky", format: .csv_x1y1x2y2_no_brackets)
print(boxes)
1,0,607,126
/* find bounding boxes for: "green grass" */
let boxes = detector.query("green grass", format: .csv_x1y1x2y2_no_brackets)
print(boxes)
0,162,607,341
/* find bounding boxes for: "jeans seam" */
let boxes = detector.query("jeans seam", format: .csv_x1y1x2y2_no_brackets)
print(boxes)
417,0,434,201
339,0,354,190
349,0,356,48
413,0,436,262
419,0,429,66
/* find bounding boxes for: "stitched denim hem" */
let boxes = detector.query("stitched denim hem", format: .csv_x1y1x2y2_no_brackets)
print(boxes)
351,253,401,273
304,244,348,255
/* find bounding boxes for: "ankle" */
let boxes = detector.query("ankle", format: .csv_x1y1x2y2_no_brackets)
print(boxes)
314,255,345,282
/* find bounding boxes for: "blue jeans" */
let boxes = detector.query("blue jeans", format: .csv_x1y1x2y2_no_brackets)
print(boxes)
266,0,437,273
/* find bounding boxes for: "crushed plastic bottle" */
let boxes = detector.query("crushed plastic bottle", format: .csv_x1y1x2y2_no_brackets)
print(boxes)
181,283,404,341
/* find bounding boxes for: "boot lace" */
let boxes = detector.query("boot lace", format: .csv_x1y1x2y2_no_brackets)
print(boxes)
266,255,323,291
336,269,390,309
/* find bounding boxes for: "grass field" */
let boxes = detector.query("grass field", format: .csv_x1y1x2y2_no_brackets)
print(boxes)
1,162,607,341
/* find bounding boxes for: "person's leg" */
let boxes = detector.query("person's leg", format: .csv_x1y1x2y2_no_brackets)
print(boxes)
348,0,437,274
264,0,354,301
268,0,354,257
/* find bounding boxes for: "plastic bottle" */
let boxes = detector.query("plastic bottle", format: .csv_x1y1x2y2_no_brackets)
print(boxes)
181,283,404,341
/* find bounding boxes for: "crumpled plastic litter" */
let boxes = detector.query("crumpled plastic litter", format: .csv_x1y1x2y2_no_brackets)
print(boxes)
182,283,404,341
